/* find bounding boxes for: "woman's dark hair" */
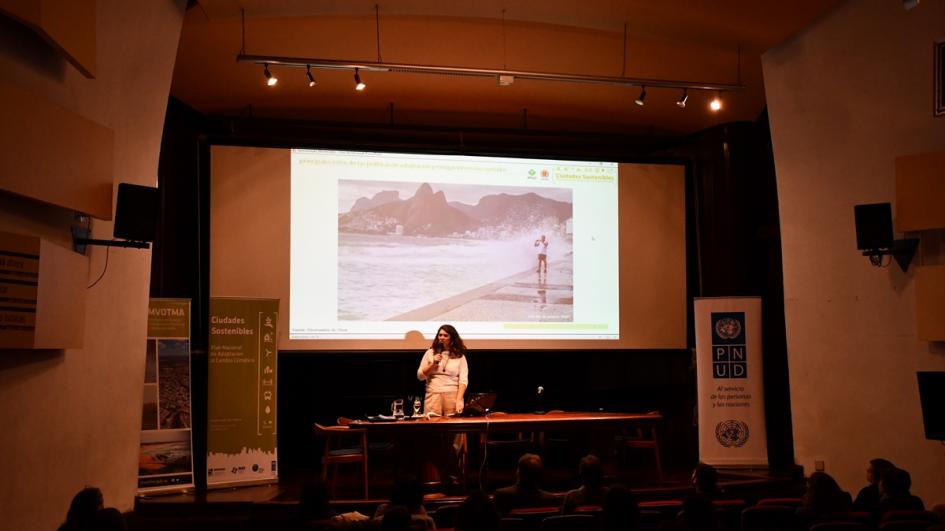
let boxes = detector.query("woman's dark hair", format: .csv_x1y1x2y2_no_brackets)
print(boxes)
803,472,851,516
64,487,104,529
456,491,499,531
389,476,424,511
693,462,720,496
431,324,467,357
601,484,638,531
881,467,912,497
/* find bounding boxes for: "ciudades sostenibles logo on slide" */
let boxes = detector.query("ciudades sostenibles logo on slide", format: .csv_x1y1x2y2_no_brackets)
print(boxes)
711,312,747,379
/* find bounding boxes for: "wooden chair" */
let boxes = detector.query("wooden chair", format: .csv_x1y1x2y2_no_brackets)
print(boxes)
757,497,803,507
314,420,369,499
619,412,663,484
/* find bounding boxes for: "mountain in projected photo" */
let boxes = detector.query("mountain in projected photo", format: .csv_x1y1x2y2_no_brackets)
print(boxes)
339,183,572,238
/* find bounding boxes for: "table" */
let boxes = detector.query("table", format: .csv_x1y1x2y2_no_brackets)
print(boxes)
345,411,664,488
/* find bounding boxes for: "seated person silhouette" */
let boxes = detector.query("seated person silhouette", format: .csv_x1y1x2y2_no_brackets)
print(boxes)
492,453,557,516
562,454,608,513
878,467,925,518
853,457,895,514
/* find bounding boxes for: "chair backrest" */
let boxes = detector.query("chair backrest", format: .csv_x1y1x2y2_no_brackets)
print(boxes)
508,507,562,519
884,511,941,524
741,505,797,531
880,521,937,531
434,504,462,529
810,522,872,531
539,515,596,531
500,517,527,531
757,497,803,507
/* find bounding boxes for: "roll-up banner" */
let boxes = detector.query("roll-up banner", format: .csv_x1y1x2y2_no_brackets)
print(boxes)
138,299,195,493
694,297,768,466
207,297,279,488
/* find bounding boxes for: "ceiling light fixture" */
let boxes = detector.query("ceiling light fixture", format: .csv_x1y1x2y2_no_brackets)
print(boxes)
306,65,316,87
710,92,722,111
676,89,689,108
263,63,277,86
354,68,366,91
634,86,647,106
239,55,743,105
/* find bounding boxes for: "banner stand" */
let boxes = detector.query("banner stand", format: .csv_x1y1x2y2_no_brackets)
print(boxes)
694,297,768,467
206,297,279,489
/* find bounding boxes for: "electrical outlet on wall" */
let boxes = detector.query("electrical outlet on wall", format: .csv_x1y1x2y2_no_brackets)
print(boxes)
815,460,825,471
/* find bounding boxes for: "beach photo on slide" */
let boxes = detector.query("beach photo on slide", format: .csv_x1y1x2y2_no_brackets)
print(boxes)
337,179,573,322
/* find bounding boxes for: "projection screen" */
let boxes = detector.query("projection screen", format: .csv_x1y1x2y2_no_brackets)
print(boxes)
210,146,686,351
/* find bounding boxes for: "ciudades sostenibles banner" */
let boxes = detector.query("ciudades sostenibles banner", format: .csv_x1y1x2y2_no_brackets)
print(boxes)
695,297,768,466
207,297,279,488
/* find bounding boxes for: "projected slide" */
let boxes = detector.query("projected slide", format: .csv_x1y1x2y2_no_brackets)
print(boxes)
290,150,619,340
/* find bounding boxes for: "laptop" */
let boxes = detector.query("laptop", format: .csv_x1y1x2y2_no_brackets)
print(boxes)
460,392,497,417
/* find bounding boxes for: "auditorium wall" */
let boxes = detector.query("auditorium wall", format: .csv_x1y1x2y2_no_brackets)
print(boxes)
0,2,186,529
763,0,945,505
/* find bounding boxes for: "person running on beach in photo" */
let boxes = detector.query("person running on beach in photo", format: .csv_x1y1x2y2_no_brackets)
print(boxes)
534,235,549,274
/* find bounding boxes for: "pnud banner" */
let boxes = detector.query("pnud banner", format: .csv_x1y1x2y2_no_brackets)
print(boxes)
695,297,768,467
138,299,195,493
207,297,279,488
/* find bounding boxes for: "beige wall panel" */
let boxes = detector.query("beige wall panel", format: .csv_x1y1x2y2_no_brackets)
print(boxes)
915,265,945,341
896,150,945,231
0,0,97,77
0,77,114,219
0,1,186,529
763,0,945,507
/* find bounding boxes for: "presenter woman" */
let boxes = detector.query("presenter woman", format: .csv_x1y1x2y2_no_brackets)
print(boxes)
417,324,469,415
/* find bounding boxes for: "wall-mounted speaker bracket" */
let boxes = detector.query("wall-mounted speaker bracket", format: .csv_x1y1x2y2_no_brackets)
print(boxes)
861,238,919,271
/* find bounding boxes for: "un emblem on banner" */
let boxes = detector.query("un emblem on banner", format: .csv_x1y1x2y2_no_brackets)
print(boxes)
715,419,750,447
711,312,747,379
715,318,741,340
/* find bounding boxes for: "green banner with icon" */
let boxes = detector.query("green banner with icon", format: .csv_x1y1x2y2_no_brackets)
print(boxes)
206,297,279,488
138,299,195,493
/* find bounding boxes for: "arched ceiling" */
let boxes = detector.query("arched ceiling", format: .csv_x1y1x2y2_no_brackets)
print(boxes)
172,0,841,136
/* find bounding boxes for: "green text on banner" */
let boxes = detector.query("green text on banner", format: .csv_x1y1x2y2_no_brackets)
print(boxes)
694,297,768,466
138,299,195,493
207,297,279,488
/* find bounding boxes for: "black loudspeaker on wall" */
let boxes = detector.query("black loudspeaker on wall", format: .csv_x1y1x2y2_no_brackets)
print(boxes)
114,183,159,243
72,183,158,252
852,202,918,271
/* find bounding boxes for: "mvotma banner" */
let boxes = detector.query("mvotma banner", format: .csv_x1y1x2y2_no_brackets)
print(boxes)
694,297,768,466
207,297,279,488
138,299,195,493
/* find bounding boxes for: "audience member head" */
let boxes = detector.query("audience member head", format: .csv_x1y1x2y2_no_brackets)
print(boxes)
92,507,127,531
516,453,544,488
578,454,604,491
803,472,850,515
691,463,720,496
867,458,895,486
679,493,719,531
456,491,499,531
298,479,334,521
381,506,412,531
63,486,104,529
389,476,425,512
880,467,912,498
601,484,638,531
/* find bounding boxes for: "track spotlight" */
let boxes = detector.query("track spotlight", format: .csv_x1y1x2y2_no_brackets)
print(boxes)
263,63,277,86
676,89,689,108
354,68,366,91
710,92,722,111
634,86,647,106
306,65,316,87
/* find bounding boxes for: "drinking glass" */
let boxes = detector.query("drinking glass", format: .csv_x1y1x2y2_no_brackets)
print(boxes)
413,397,422,416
